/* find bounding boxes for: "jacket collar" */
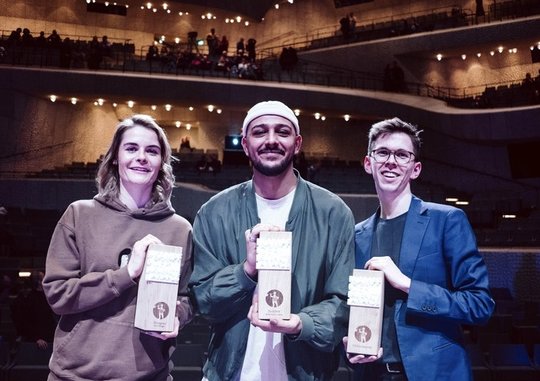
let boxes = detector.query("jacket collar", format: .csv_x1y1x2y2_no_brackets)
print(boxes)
357,195,429,276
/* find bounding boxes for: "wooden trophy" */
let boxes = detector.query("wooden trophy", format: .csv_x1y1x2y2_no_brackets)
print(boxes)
346,269,385,355
134,243,183,332
256,231,292,320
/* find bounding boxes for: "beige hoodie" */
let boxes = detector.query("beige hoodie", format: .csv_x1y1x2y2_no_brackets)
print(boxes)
43,194,193,381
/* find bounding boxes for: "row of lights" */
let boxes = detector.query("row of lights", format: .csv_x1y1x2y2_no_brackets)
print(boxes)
445,197,517,219
139,2,249,25
85,0,128,7
436,42,540,61
49,95,352,123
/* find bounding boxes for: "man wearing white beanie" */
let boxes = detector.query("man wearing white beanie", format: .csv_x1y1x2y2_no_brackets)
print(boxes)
190,100,355,380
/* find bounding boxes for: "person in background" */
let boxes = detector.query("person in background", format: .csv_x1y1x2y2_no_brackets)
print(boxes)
43,114,193,380
189,100,355,380
345,117,494,381
10,271,57,349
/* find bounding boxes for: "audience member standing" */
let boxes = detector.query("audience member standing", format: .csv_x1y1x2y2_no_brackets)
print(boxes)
246,38,257,61
340,15,351,39
10,271,57,349
236,37,245,56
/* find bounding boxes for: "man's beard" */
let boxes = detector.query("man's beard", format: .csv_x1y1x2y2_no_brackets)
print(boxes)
251,153,294,177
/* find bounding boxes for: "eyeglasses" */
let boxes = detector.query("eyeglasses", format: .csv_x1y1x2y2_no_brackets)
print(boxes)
370,148,415,164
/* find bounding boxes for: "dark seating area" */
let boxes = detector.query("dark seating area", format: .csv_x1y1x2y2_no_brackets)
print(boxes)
18,146,540,249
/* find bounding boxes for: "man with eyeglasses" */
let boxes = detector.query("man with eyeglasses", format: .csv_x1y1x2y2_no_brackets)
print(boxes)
345,117,494,381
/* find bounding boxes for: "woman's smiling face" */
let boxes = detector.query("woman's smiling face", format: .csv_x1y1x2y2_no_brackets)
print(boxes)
117,125,162,195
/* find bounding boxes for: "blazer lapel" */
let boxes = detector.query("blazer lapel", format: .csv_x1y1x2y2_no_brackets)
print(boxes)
355,213,377,268
399,197,429,277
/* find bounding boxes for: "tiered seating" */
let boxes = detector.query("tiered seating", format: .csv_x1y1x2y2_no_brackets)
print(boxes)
4,341,53,381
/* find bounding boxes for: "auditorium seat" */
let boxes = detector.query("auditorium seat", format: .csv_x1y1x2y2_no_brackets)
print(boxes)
5,341,52,381
488,343,538,381
170,343,205,381
466,343,492,381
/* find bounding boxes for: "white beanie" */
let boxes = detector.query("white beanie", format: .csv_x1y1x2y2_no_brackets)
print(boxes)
242,101,300,136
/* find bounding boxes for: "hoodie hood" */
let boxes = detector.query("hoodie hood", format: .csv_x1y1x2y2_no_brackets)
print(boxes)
94,193,175,221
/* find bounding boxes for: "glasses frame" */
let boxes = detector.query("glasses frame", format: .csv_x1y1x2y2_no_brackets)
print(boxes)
370,148,416,165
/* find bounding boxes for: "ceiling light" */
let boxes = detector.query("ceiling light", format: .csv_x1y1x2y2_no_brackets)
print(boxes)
165,104,172,111
70,97,77,105
97,98,104,106
236,16,241,22
476,52,481,57
112,103,118,107
275,4,280,9
436,53,442,61
497,46,504,53
49,95,57,102
321,116,326,121
217,109,222,114
127,100,134,108
314,112,320,120
461,54,466,60
344,114,350,121
162,3,168,10
456,201,469,205
490,51,495,56
146,2,152,9
151,105,157,110
207,105,214,112
186,123,192,130
175,121,181,128
445,197,458,202
294,109,300,116
189,106,194,111
502,214,516,219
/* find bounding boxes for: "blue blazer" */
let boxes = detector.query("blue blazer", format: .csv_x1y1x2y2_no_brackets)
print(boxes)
354,196,494,381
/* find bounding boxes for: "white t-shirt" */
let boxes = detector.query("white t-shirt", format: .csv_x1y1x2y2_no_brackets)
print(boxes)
237,189,296,381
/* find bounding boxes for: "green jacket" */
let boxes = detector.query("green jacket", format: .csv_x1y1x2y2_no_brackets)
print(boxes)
189,175,355,380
